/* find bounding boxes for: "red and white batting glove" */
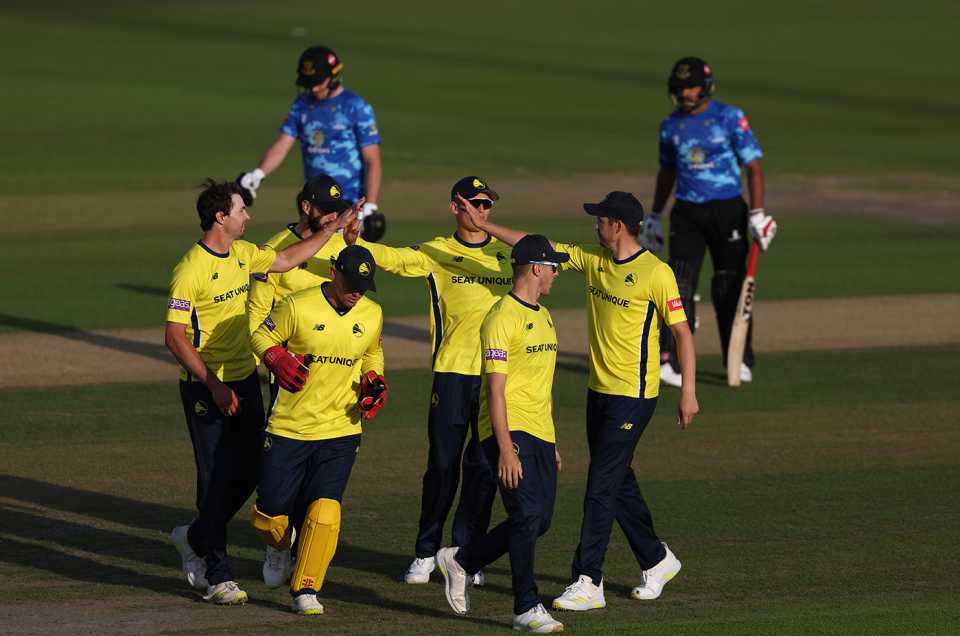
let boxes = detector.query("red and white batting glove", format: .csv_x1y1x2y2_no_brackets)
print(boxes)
263,345,309,393
358,370,388,420
749,208,777,251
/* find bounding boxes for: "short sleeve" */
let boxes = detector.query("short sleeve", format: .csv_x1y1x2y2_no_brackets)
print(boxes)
166,262,201,325
250,294,296,358
480,309,514,375
729,107,763,165
651,262,687,326
352,99,380,148
247,272,278,334
237,241,276,273
280,98,303,138
554,242,596,274
658,119,677,168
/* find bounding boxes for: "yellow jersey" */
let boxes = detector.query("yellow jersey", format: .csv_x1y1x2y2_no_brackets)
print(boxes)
554,244,687,399
359,234,513,376
250,284,384,441
478,294,558,444
247,224,350,333
167,240,276,382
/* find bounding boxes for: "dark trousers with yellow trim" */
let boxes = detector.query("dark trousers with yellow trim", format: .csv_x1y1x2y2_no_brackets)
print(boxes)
414,372,498,558
456,432,557,615
179,371,265,585
571,390,664,586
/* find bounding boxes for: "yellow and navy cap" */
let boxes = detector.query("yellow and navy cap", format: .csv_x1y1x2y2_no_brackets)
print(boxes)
335,245,377,292
510,234,570,267
298,174,351,213
451,176,499,202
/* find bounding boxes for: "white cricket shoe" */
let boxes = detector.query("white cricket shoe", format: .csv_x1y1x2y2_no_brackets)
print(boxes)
740,363,753,383
263,527,296,588
631,543,681,600
513,603,564,633
292,593,324,615
472,569,486,587
170,525,208,589
552,574,605,611
404,555,436,584
660,363,683,388
202,580,248,605
436,547,471,615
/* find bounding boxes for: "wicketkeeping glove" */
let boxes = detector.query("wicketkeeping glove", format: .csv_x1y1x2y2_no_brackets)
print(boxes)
237,168,266,206
358,370,388,419
262,345,309,393
359,203,387,242
641,212,665,253
749,208,778,251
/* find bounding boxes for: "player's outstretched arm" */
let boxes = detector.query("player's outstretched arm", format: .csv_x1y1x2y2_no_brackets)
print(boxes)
164,322,238,416
270,207,360,272
669,320,699,429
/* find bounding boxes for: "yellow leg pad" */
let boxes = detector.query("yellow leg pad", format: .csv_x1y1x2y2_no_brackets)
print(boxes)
291,498,341,593
250,503,291,550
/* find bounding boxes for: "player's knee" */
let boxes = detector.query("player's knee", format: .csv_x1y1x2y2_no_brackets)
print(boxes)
305,498,341,528
537,515,552,537
711,270,744,307
251,502,291,549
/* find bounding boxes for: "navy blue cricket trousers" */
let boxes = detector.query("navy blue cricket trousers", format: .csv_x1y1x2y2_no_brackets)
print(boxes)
457,432,557,615
415,372,498,557
571,390,665,585
179,371,265,585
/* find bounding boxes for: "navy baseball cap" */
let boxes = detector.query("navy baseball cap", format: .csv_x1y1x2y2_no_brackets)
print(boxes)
669,56,713,89
451,176,499,201
335,245,377,292
583,191,644,225
298,175,351,213
296,45,343,88
510,234,570,266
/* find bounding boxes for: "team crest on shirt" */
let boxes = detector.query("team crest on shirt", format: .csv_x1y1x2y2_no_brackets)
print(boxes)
311,130,325,146
526,323,534,330
689,147,705,164
194,401,208,416
496,252,506,262
352,323,365,337
211,272,219,280
624,273,636,287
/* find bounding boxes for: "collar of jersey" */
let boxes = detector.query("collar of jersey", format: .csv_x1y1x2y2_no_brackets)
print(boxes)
286,223,304,240
452,232,491,249
612,247,646,265
508,292,540,311
197,240,230,259
320,282,354,316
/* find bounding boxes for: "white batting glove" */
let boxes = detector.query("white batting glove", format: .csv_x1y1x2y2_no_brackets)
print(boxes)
239,168,266,198
359,202,378,221
749,208,777,251
641,212,665,253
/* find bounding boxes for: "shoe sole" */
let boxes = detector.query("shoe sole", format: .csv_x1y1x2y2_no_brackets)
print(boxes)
551,601,605,611
436,556,467,615
404,575,431,584
209,593,248,605
296,607,323,615
513,622,565,633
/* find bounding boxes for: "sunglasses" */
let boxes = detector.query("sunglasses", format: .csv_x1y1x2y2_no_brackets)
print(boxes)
530,260,559,273
465,198,494,210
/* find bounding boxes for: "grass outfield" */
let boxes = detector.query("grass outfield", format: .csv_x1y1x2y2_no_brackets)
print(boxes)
2,346,958,633
1,0,958,197
1,210,957,334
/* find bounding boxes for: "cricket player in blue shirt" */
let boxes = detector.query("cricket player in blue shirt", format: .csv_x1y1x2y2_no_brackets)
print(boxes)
239,45,386,241
644,57,777,387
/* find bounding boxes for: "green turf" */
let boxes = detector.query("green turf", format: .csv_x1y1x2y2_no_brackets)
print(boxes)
0,211,955,335
1,0,958,197
1,345,958,632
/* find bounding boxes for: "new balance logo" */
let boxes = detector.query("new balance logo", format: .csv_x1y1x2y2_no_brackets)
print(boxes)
211,272,219,280
314,324,325,331
621,422,634,430
453,256,464,263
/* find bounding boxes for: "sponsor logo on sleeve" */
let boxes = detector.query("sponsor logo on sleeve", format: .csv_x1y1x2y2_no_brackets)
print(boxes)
484,348,508,362
168,298,191,311
739,116,750,132
668,298,684,312
253,273,268,282
264,316,276,331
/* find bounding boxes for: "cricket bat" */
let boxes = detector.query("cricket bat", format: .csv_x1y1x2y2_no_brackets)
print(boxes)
727,241,760,387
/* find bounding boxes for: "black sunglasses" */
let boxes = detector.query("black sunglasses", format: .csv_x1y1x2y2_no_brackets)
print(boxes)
467,198,494,210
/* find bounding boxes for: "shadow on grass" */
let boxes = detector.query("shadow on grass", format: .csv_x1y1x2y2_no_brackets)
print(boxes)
0,313,170,363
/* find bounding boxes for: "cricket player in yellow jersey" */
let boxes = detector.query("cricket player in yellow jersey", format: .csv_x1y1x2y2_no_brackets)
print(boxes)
347,176,508,586
458,191,699,611
247,173,357,588
249,245,387,616
436,234,566,633
165,178,357,605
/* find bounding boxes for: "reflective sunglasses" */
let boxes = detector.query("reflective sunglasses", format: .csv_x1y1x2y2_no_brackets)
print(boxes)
467,198,494,210
529,260,559,273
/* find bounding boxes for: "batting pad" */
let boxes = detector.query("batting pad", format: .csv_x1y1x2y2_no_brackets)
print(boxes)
292,498,341,593
251,503,292,550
